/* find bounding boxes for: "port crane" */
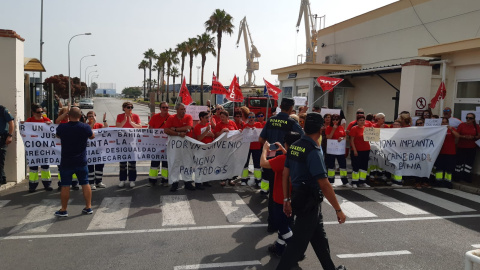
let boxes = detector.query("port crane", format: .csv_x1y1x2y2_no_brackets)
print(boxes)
296,0,319,63
236,16,261,86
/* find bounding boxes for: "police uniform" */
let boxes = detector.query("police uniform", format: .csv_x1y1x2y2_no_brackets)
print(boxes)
259,98,304,231
277,114,342,270
0,105,13,186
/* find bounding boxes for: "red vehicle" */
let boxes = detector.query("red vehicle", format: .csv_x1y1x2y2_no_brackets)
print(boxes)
220,96,278,117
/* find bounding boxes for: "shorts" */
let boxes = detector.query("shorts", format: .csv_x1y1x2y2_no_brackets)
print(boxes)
59,165,89,186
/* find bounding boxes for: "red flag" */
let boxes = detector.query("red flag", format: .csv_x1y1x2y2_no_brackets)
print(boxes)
263,78,282,100
429,82,446,109
179,77,193,105
226,75,244,102
316,76,343,92
211,72,228,95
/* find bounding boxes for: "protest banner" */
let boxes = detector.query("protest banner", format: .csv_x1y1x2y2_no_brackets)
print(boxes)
293,96,307,106
167,132,249,183
326,139,346,155
242,128,262,143
369,126,447,178
20,123,168,166
424,119,442,126
186,105,209,120
319,108,340,117
363,127,380,142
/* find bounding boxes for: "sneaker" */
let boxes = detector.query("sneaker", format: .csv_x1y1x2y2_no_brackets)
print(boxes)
54,210,68,217
359,183,370,188
195,183,205,190
82,208,93,215
96,182,106,188
351,184,358,189
118,181,125,188
343,183,352,188
90,184,97,190
170,182,178,192
44,186,53,191
391,183,402,188
129,181,135,188
336,265,347,270
228,179,236,186
185,182,196,191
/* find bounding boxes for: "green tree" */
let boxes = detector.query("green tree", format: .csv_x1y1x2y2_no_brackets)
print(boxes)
186,37,198,93
144,48,157,95
164,48,179,104
153,61,162,102
122,87,142,98
176,42,188,83
169,66,180,98
205,9,234,80
138,60,148,99
196,33,216,105
156,52,167,101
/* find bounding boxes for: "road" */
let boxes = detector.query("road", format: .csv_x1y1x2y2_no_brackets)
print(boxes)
1,97,479,269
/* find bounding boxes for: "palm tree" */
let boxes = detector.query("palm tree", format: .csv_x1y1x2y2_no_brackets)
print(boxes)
138,60,149,99
186,37,198,93
144,48,157,96
205,9,234,80
169,66,180,98
175,42,188,83
156,52,167,101
153,61,162,102
196,33,216,105
164,48,179,103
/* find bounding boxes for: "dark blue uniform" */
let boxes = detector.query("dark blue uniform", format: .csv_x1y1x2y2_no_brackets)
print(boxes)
0,106,13,185
277,135,337,270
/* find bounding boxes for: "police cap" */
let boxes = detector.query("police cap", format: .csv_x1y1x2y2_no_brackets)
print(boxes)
304,112,324,134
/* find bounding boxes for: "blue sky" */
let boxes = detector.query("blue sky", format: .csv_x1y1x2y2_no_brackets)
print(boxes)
1,0,397,92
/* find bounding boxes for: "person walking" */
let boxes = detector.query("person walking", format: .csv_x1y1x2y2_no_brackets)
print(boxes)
86,111,108,190
0,105,14,187
54,107,95,217
277,112,346,270
148,101,170,187
455,113,480,182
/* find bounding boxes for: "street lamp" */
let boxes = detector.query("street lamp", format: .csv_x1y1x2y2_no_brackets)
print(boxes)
84,64,97,89
80,54,95,82
88,70,98,90
68,32,91,105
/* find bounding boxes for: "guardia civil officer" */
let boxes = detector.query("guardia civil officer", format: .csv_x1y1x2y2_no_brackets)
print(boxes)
277,113,347,270
259,97,304,232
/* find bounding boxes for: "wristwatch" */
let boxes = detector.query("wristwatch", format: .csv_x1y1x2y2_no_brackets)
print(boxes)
283,198,291,202
6,133,12,137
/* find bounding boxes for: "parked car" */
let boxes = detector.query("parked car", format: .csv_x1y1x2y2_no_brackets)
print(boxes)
79,98,94,109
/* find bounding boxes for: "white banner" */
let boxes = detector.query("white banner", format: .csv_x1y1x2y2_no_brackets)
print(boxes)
424,119,441,126
242,128,262,143
293,96,307,106
20,123,168,166
369,126,447,177
186,105,209,120
320,108,340,117
166,132,250,183
326,139,346,155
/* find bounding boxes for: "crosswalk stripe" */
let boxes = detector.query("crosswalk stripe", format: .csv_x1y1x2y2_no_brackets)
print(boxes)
87,197,131,230
434,188,480,204
354,190,429,215
213,193,260,223
9,199,60,234
161,195,195,226
325,195,377,218
396,189,475,212
0,200,10,208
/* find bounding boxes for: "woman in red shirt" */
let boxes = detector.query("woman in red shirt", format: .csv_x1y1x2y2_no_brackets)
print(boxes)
86,111,108,190
116,102,142,188
325,114,349,187
349,115,371,188
434,117,459,188
233,111,245,130
194,111,215,144
455,113,480,183
26,104,53,192
256,112,266,127
213,111,238,138
241,112,264,186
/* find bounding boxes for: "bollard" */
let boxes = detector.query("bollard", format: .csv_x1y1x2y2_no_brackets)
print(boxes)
465,250,480,270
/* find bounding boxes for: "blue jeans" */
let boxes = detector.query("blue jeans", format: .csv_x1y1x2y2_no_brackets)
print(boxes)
59,165,89,186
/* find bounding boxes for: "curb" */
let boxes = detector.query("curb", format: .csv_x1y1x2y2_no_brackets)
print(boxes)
452,182,480,195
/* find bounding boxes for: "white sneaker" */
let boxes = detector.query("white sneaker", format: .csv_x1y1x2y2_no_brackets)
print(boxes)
118,181,125,188
359,183,370,188
351,184,358,188
96,182,106,188
129,181,135,188
90,184,97,190
343,183,353,188
391,184,402,188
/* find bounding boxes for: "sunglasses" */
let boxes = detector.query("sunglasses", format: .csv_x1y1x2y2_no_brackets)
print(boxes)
248,116,255,119
356,112,364,114
466,117,475,120
125,106,134,109
35,111,43,114
161,106,169,109
443,109,451,112
332,118,340,121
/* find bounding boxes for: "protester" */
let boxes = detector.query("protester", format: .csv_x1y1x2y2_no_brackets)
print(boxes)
148,101,170,187
116,101,142,188
289,114,299,123
242,112,264,187
413,118,430,187
415,118,424,127
55,107,69,124
234,111,245,130
41,94,63,122
455,113,480,182
211,104,223,129
442,107,462,128
260,131,301,257
213,110,238,186
277,112,346,270
349,114,371,188
256,112,266,126
239,106,250,122
370,113,391,184
26,104,53,192
321,113,332,154
346,108,372,135
435,117,459,188
422,110,432,119
325,114,350,187
392,120,402,128
397,111,412,127
0,105,14,187
312,105,321,113
55,107,95,217
259,97,304,233
86,111,108,190
298,113,306,129
373,113,389,128
194,111,215,144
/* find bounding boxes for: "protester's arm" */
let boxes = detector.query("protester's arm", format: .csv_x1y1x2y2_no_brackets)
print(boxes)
116,115,127,127
127,115,143,128
260,141,271,169
317,177,346,224
350,132,358,156
449,126,460,138
55,110,68,124
326,126,336,139
282,167,292,217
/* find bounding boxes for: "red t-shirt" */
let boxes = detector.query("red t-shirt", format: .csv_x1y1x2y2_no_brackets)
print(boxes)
194,122,214,144
258,121,266,128
440,128,456,155
149,113,170,128
26,116,51,123
269,154,291,204
92,123,103,129
235,121,245,130
325,126,346,140
457,123,480,149
116,113,141,128
373,123,390,128
165,114,194,137
350,125,371,151
244,122,263,149
212,115,222,126
347,120,372,132
214,120,238,134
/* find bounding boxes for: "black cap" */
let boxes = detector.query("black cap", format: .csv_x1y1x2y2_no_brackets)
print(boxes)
280,98,295,108
304,112,324,134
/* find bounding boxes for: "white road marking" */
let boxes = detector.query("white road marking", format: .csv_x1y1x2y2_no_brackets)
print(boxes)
472,244,480,248
161,195,195,226
9,199,61,234
354,190,428,215
337,250,411,258
0,200,10,208
396,189,475,212
173,260,261,269
434,188,480,204
213,193,260,223
325,195,377,218
87,197,131,230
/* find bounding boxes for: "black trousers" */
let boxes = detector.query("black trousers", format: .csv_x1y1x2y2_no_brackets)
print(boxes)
0,145,6,184
455,147,477,182
263,167,276,229
277,188,336,270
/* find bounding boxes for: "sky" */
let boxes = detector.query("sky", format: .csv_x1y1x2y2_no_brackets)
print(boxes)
1,0,398,92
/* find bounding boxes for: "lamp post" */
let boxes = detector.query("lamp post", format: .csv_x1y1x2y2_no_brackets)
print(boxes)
84,64,97,90
88,70,98,90
68,33,91,105
80,54,95,82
